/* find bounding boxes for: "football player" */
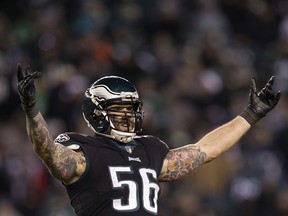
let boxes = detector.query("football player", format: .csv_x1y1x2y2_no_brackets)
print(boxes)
16,63,281,216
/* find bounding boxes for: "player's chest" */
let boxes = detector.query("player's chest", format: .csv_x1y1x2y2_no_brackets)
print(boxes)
89,145,159,195
89,143,148,166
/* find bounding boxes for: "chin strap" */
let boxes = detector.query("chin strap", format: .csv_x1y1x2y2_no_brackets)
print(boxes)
110,129,135,143
91,127,135,143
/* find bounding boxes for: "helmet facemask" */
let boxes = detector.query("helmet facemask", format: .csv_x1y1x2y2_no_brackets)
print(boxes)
104,99,143,142
107,106,137,133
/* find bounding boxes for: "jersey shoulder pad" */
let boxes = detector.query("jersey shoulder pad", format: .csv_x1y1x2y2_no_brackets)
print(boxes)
135,135,169,149
54,132,86,150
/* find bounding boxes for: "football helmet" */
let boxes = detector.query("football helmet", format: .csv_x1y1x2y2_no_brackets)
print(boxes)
82,76,143,143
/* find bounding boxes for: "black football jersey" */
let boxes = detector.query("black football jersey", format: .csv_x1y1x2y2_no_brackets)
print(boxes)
54,132,169,216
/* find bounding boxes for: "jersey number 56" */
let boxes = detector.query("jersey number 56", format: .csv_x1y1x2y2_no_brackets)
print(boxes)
109,166,159,215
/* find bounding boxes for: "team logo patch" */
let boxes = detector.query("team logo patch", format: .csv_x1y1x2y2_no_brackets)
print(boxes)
55,134,70,143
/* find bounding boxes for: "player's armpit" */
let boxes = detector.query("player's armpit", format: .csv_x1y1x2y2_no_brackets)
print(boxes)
158,144,207,182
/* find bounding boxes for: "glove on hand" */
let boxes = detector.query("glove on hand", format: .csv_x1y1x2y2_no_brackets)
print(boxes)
241,76,281,125
17,63,42,116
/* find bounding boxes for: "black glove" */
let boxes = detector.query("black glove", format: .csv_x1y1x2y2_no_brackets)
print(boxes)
240,76,281,125
17,63,42,117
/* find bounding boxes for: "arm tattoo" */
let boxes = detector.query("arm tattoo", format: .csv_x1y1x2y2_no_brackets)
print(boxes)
26,113,85,182
160,144,207,181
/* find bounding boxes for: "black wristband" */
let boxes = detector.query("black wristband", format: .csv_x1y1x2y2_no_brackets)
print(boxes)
20,95,36,108
24,106,39,118
240,107,261,125
21,101,39,118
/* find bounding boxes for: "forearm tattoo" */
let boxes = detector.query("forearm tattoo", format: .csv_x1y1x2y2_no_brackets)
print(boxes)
160,144,207,181
27,113,84,181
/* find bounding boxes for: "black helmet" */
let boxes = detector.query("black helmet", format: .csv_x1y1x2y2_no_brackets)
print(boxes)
82,76,143,143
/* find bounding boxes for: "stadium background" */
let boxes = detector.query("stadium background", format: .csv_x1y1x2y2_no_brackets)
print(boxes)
0,0,288,215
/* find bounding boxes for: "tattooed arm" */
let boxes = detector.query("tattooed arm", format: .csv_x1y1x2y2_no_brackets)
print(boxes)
158,116,250,181
158,77,281,182
26,113,86,184
17,64,85,184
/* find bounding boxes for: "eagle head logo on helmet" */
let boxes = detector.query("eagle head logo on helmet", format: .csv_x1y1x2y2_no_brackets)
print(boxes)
82,76,144,143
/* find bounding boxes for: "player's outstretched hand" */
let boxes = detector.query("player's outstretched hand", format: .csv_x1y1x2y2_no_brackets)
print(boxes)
241,76,281,125
17,63,42,113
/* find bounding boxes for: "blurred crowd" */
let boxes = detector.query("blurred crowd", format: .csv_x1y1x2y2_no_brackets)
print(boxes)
0,0,288,215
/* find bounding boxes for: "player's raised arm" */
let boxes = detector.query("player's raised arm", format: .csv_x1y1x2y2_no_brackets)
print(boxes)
159,76,281,182
17,64,85,184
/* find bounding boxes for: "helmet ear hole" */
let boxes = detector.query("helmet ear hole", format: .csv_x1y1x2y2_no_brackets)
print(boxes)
95,115,110,133
88,112,110,133
91,109,102,120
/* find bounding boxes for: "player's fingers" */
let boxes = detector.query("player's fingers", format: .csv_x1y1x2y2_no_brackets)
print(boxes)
263,84,272,92
23,71,42,87
24,65,31,76
32,71,42,80
269,91,281,106
17,63,24,81
276,91,281,102
251,78,257,94
267,76,275,87
264,76,274,91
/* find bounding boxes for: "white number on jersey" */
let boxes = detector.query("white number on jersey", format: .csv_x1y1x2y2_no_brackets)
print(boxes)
109,166,159,214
